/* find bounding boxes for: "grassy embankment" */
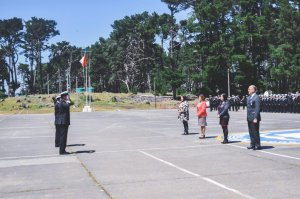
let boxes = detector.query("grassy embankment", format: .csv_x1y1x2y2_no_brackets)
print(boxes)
0,92,183,115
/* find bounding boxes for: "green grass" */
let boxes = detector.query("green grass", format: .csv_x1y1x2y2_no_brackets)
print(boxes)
0,92,184,114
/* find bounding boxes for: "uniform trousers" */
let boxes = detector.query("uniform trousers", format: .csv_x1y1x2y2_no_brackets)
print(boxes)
248,121,261,147
55,125,60,147
58,124,69,154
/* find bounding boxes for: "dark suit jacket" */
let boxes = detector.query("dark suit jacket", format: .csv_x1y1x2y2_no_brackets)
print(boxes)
55,100,70,125
54,101,60,124
247,94,261,122
218,100,230,118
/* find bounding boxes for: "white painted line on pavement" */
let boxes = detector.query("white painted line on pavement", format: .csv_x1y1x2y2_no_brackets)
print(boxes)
0,135,54,139
127,135,166,139
0,154,59,161
0,145,220,161
0,156,78,168
262,118,300,122
93,144,221,155
0,126,50,130
228,144,300,160
140,150,254,199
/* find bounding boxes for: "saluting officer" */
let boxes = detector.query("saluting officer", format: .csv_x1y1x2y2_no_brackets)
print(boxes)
56,91,71,155
52,95,61,147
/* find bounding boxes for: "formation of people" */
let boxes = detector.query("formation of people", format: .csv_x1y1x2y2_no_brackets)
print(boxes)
208,95,243,112
52,91,71,155
178,85,262,150
52,86,298,154
260,93,300,113
208,93,300,113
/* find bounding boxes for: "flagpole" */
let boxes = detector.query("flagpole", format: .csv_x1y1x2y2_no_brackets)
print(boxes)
85,60,88,106
76,76,78,107
80,48,92,112
88,52,91,106
89,76,91,106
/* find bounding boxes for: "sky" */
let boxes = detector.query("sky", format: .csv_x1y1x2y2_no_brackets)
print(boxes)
1,0,191,48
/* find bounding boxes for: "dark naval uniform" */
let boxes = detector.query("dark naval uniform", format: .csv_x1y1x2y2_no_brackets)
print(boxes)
53,96,61,147
56,93,70,155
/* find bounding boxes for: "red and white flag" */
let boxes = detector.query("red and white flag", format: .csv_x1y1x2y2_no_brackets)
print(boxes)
80,53,87,68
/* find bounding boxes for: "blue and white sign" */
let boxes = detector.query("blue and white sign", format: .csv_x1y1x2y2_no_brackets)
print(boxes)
228,129,300,144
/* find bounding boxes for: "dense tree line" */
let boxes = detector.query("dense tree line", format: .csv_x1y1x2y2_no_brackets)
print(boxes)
0,0,299,98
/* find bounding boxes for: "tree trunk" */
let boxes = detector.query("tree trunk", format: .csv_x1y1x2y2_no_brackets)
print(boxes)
161,38,164,68
29,58,34,94
12,54,18,94
147,73,151,93
39,51,43,93
125,82,130,93
172,86,176,100
8,56,15,96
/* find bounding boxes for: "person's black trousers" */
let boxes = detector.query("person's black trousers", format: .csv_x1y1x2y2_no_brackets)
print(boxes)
222,126,228,141
183,121,189,134
248,121,261,147
55,124,60,147
59,124,69,154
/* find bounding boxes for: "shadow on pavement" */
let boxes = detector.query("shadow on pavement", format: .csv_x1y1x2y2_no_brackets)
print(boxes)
204,136,218,139
261,146,274,150
182,132,199,135
228,141,241,144
67,144,86,147
72,150,96,154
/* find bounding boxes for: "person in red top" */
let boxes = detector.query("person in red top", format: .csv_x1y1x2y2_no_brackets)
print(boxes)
197,94,207,139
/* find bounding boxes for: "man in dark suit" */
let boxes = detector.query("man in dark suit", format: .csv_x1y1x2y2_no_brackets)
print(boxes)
56,91,71,155
52,95,61,147
246,85,262,150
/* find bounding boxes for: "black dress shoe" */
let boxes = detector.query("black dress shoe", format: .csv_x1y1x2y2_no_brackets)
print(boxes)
247,146,255,149
221,140,229,144
253,146,262,150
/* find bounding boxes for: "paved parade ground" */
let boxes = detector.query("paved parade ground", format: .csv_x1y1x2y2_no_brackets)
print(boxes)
0,109,300,199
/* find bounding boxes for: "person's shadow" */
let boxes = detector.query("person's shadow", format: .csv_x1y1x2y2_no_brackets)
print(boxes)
67,144,86,147
227,141,241,144
66,144,95,154
183,132,199,135
72,150,95,154
260,146,274,150
202,136,218,139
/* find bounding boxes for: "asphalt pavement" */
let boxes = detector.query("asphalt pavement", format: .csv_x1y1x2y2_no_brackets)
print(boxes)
0,109,300,199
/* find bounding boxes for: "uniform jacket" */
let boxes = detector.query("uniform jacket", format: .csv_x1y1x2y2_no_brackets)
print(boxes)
218,100,230,118
247,94,261,122
54,100,60,124
55,100,70,125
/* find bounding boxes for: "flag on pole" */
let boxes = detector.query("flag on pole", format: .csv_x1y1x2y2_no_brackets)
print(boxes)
80,53,87,68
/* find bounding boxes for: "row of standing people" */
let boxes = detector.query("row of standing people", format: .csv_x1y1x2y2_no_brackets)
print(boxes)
209,95,244,112
209,93,300,113
178,94,229,143
260,94,300,113
178,85,262,150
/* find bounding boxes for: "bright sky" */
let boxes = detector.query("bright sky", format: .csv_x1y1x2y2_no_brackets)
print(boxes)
1,0,190,48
